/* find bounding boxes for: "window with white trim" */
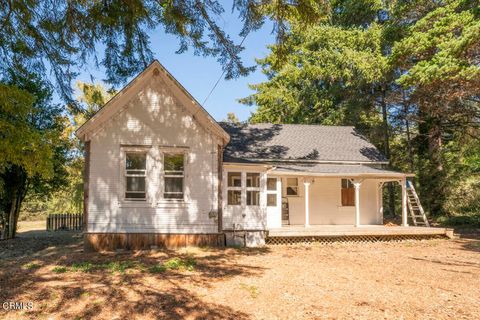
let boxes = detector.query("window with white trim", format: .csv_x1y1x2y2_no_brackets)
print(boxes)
163,153,184,199
266,177,277,206
286,178,298,196
125,152,147,200
246,173,260,206
227,172,241,205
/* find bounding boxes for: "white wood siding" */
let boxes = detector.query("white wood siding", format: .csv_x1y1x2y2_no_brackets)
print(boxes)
222,166,268,231
87,75,221,233
281,177,382,226
223,174,383,229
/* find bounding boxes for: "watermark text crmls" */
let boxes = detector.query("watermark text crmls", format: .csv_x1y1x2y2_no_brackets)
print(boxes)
2,301,33,311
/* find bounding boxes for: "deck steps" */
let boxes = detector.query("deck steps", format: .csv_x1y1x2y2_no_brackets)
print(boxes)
406,181,429,227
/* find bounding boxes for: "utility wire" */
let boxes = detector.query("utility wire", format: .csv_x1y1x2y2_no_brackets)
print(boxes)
202,33,249,105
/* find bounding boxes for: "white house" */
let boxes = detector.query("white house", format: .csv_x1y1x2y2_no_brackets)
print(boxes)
76,60,441,251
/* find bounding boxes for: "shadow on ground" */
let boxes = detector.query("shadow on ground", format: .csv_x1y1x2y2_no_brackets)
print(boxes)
0,231,270,319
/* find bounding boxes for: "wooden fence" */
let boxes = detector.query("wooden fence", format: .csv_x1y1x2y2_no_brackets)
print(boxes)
46,214,83,231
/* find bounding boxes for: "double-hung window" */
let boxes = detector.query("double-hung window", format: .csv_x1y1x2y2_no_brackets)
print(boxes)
164,154,184,199
125,152,147,200
246,173,260,206
227,172,241,205
266,178,277,207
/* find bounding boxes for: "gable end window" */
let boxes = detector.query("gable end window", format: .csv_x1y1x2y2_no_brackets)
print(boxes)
341,179,355,206
164,154,184,199
125,152,147,200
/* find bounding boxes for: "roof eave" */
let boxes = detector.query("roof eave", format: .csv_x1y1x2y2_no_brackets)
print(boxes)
223,159,390,165
269,170,414,178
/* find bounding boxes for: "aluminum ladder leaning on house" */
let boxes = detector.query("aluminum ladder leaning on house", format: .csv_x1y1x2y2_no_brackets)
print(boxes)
406,180,430,227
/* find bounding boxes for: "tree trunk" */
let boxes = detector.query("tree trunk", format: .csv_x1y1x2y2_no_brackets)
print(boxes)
0,166,27,239
427,116,445,215
417,103,446,216
7,194,16,239
380,88,396,216
402,90,415,172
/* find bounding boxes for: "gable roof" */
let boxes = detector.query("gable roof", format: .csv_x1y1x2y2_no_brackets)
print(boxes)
75,60,230,143
219,123,388,164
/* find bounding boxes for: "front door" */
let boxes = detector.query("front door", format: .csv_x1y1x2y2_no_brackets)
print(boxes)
266,177,282,228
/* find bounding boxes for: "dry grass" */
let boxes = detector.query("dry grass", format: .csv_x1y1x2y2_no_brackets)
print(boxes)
16,220,45,233
0,231,479,320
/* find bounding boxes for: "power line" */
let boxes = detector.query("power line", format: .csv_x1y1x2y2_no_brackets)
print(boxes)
202,33,249,105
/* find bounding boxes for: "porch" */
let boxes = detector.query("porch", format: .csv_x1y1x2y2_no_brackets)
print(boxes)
265,164,417,229
268,224,453,237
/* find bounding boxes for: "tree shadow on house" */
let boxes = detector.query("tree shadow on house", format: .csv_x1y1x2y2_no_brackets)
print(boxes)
220,122,288,161
352,128,388,162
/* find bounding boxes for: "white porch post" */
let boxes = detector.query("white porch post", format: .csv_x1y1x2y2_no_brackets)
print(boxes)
353,181,362,227
304,180,310,227
377,182,384,221
401,177,408,227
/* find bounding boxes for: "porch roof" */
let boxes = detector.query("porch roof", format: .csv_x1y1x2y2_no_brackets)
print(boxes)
270,163,412,178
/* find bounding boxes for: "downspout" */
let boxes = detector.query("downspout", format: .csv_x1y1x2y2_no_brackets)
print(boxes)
83,140,91,233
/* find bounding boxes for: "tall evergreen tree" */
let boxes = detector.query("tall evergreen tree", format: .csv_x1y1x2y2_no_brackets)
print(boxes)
0,0,329,102
244,0,480,217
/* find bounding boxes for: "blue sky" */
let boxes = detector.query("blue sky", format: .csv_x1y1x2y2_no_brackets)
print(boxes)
74,8,275,122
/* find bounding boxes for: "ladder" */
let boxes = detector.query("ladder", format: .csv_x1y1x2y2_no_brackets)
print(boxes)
406,180,430,227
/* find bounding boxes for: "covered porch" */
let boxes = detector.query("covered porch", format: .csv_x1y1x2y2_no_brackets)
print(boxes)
265,163,415,229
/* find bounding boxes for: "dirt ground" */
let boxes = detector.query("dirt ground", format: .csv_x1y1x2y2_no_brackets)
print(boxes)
0,224,479,320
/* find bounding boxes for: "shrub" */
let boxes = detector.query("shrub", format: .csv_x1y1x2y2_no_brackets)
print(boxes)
71,262,94,272
436,214,480,227
100,261,135,274
164,257,196,271
149,264,167,273
149,256,197,273
52,266,68,273
22,262,41,270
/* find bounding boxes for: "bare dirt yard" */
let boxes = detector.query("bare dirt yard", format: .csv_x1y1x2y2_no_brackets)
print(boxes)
0,225,479,320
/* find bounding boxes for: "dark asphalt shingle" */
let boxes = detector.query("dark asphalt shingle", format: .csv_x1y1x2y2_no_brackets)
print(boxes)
220,123,387,163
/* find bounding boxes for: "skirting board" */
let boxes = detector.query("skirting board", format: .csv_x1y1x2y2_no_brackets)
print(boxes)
84,233,225,252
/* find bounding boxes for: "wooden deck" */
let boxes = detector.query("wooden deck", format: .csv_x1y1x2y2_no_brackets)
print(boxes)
268,225,453,237
266,225,454,245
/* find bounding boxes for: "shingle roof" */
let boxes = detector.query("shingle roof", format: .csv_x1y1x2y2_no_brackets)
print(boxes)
219,123,387,163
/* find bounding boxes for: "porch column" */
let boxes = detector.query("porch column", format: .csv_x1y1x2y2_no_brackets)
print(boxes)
401,177,408,227
377,182,384,221
353,181,362,227
304,181,310,227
